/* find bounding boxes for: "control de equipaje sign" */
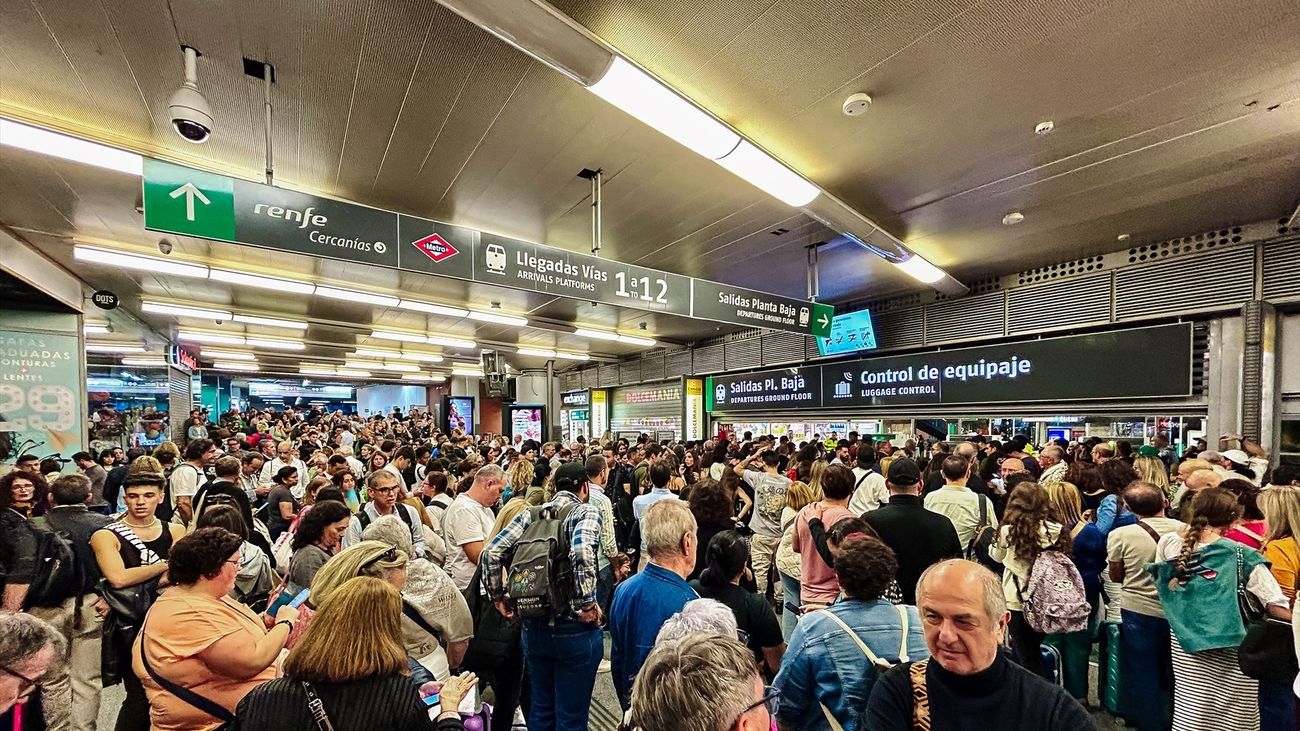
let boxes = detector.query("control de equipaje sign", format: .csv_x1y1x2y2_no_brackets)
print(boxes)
706,323,1193,411
142,159,832,337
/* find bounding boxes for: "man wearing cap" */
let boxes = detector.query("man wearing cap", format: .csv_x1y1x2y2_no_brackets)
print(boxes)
1213,433,1271,486
484,460,605,731
865,459,963,604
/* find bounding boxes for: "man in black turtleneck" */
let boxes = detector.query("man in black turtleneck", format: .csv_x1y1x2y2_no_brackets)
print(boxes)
863,559,1094,730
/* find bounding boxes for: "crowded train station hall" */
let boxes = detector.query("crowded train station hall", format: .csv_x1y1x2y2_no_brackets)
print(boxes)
2,0,1300,729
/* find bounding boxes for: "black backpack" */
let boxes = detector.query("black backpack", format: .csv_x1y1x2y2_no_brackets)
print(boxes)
356,503,417,535
506,502,578,619
965,496,1003,573
23,523,81,609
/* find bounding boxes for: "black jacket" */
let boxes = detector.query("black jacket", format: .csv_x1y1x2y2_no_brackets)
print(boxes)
862,495,962,605
233,674,462,731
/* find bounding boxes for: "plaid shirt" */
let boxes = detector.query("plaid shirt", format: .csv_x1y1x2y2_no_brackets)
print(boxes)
483,490,602,620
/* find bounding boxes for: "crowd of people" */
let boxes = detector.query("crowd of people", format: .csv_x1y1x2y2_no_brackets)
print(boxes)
3,403,1300,731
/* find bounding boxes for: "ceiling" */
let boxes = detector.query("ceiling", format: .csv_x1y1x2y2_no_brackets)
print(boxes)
1,0,1298,379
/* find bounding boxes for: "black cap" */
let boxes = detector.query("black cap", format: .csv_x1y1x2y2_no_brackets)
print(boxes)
886,458,921,486
554,462,588,491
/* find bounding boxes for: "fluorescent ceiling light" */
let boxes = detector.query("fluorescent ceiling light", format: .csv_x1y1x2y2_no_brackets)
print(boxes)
354,348,401,358
314,285,399,307
573,327,621,342
554,351,590,361
299,366,338,375
517,347,557,358
231,314,308,330
178,331,245,345
588,57,739,160
142,301,233,320
893,255,945,284
397,351,444,363
213,361,259,371
85,343,146,353
209,269,316,294
372,330,428,344
451,369,486,378
0,119,143,176
402,374,433,381
425,335,477,350
343,361,382,370
618,334,657,347
244,337,305,351
199,349,256,361
120,358,166,366
468,310,528,327
322,386,353,395
397,299,469,317
715,140,819,207
74,245,209,279
375,363,420,372
83,323,111,335
334,369,371,378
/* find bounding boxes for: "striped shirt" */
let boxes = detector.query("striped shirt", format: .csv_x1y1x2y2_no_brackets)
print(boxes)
483,490,602,619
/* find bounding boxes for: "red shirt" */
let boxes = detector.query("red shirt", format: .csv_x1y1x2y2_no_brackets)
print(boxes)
792,503,856,604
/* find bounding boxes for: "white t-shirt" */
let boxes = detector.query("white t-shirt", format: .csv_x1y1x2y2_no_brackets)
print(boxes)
442,493,497,591
169,462,205,508
847,467,889,514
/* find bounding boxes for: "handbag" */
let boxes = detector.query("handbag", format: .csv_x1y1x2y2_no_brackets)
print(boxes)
1234,545,1298,682
301,681,337,731
137,618,235,730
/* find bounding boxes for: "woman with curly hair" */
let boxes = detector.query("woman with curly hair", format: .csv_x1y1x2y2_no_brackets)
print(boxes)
989,482,1069,678
1149,488,1289,731
505,458,535,505
686,479,735,582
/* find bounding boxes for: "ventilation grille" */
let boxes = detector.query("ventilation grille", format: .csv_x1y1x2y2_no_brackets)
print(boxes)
925,292,1004,344
640,353,666,382
722,328,762,343
1277,216,1300,237
598,363,620,387
1124,226,1243,264
872,308,924,350
725,336,762,371
560,372,581,392
937,277,1001,300
619,360,640,385
581,366,599,390
1017,255,1106,286
692,343,724,374
168,367,191,441
762,331,807,365
1114,246,1254,320
1262,237,1300,302
1007,272,1112,334
853,292,923,315
666,350,692,377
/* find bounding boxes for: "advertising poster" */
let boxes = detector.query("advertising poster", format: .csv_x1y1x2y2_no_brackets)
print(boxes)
683,378,705,441
445,396,475,435
510,406,545,442
0,326,83,467
590,389,609,440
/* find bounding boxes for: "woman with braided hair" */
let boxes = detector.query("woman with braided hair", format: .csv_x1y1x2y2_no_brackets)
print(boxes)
1148,487,1290,731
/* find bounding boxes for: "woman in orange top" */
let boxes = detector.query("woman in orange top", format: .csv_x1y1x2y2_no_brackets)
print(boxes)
1260,487,1300,603
132,527,302,731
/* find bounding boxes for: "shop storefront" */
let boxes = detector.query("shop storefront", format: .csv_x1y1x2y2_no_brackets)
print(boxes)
610,381,684,442
707,323,1204,450
560,389,591,444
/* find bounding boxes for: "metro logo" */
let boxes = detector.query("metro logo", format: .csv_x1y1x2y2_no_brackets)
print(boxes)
411,233,459,262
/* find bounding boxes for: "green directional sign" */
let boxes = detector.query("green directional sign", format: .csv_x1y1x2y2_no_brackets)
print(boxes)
142,159,236,241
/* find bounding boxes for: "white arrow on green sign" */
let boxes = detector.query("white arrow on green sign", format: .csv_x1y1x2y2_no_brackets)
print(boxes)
142,159,236,241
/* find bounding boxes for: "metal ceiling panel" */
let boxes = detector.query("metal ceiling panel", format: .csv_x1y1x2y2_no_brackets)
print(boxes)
924,291,1004,345
1007,272,1112,335
1114,246,1256,321
1262,236,1300,303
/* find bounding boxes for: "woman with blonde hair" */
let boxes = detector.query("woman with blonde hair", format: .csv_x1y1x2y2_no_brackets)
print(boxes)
1260,487,1300,602
775,480,818,641
806,460,828,496
309,540,409,607
232,576,476,730
1149,488,1290,731
1134,453,1173,501
506,459,535,504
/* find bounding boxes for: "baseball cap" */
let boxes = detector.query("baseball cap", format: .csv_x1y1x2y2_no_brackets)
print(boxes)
886,458,921,486
1220,449,1250,466
1136,445,1159,458
554,462,588,491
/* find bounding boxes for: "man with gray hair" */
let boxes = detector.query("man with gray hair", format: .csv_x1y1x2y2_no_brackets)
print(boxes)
0,613,65,714
442,463,505,591
342,469,427,560
608,499,698,709
27,473,110,730
654,598,739,645
628,633,775,731
862,559,1092,729
1037,445,1068,487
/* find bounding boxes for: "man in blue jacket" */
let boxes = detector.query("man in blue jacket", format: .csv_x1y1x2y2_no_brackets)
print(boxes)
608,498,699,708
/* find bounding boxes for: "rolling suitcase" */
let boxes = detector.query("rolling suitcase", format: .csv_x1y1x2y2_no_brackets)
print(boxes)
1039,643,1063,687
1100,621,1127,717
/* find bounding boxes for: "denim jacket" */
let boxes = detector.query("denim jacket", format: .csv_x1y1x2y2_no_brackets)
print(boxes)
774,598,929,731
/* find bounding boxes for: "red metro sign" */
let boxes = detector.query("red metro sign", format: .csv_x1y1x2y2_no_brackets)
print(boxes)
411,233,459,263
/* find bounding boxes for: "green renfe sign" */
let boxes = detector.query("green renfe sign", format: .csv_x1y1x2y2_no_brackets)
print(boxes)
142,158,833,338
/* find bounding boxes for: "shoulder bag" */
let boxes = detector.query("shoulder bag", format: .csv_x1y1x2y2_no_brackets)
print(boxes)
301,681,337,731
1234,545,1297,682
136,618,235,729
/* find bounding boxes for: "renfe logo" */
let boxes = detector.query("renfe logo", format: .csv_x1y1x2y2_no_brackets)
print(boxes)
714,384,726,404
411,233,459,263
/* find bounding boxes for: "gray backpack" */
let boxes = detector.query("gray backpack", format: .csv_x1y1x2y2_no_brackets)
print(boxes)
506,502,578,619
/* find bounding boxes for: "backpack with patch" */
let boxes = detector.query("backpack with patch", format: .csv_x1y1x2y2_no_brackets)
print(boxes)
1020,548,1090,634
964,495,1002,573
22,522,81,609
505,502,579,619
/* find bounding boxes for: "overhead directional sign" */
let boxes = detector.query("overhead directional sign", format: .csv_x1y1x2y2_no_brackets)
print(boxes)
142,158,829,336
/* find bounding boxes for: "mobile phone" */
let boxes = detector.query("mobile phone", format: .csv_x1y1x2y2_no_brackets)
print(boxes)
422,693,440,707
288,588,311,609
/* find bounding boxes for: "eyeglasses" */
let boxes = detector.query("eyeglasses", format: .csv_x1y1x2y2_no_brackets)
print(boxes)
0,664,40,697
369,486,396,495
734,685,780,720
360,546,400,571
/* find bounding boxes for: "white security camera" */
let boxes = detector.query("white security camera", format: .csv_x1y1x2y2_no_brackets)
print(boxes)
157,240,173,255
168,46,213,144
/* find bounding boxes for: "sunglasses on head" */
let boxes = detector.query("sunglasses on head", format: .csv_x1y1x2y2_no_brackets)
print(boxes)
360,546,399,571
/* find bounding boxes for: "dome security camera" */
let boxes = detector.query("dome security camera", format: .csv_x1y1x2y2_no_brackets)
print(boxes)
157,240,173,255
168,46,213,144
